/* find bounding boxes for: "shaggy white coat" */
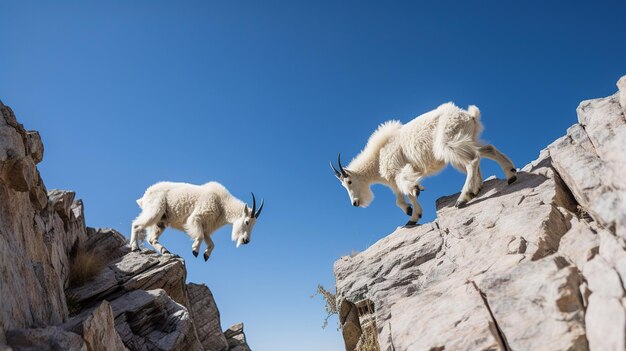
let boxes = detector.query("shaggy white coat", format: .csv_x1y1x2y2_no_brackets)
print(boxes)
130,181,257,260
337,102,516,224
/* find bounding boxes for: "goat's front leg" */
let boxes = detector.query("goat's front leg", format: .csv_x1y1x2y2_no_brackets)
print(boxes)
390,184,412,216
203,234,215,262
396,164,425,198
405,193,423,227
191,237,202,258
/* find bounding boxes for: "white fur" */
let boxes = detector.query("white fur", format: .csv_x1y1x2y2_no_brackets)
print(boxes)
130,181,259,260
336,102,517,223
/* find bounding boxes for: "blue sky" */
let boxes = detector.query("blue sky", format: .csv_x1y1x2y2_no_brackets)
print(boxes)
2,1,625,350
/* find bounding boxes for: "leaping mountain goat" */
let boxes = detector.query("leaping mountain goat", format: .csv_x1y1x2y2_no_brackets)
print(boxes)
130,181,264,261
330,102,517,226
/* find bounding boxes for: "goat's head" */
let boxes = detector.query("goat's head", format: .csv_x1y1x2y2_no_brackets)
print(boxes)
232,192,264,248
331,153,373,208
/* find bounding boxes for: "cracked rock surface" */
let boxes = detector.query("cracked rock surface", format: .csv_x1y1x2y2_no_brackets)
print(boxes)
334,76,626,351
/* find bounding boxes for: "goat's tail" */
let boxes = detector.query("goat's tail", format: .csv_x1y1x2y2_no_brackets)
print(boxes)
467,104,484,139
467,105,480,121
438,134,481,171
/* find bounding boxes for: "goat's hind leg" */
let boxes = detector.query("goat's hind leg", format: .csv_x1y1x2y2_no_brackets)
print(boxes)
185,215,205,259
147,223,171,255
131,207,163,252
479,144,517,184
455,156,480,208
395,165,424,224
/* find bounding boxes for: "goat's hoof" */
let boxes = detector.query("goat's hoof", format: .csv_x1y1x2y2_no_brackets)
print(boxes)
131,247,140,252
192,250,198,257
418,213,422,219
414,187,421,197
203,252,210,262
455,200,467,208
507,175,517,185
405,206,413,216
404,220,418,228
510,168,517,173
468,191,477,199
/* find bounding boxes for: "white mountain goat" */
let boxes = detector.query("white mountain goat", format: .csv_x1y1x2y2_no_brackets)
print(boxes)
330,102,517,226
130,181,264,261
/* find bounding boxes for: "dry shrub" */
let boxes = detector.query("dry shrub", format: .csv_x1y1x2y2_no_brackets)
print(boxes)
356,323,380,351
312,284,338,329
68,244,107,289
356,301,380,351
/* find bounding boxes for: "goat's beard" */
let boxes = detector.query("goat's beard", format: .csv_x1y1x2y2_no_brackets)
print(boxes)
236,237,244,248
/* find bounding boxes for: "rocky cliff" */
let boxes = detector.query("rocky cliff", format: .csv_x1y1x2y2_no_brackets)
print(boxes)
0,101,251,350
333,76,626,351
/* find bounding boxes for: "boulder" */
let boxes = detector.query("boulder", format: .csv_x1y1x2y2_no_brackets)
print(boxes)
224,323,252,351
6,327,86,351
63,301,127,351
108,289,202,351
188,283,229,351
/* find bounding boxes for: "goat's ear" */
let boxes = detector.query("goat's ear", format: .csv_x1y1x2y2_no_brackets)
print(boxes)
243,205,250,216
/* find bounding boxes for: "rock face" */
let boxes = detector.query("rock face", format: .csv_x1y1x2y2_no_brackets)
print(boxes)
188,283,229,351
0,102,252,350
223,323,252,351
333,76,626,351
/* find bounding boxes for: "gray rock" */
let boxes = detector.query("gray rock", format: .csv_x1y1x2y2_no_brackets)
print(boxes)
550,90,626,239
479,256,587,351
224,323,251,351
63,301,127,351
66,251,190,313
0,103,87,343
108,289,203,351
6,327,86,351
188,283,229,351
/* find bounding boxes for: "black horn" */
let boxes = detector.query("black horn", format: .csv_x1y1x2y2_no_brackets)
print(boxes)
337,153,348,177
250,192,257,217
330,161,341,177
255,198,264,218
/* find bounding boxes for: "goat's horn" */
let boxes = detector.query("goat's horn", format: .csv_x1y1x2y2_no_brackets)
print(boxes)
250,192,257,217
337,153,348,177
255,198,264,218
330,161,341,177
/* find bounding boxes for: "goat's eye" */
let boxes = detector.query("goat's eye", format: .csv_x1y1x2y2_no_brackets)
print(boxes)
347,180,352,185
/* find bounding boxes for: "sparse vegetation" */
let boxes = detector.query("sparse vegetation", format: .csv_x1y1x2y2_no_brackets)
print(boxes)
356,323,380,351
356,302,380,351
312,284,338,329
67,243,107,289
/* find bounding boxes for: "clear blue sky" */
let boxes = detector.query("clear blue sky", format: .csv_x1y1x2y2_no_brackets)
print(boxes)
2,1,625,350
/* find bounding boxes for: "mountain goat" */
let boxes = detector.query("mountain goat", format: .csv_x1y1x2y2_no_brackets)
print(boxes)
331,102,517,226
130,181,264,261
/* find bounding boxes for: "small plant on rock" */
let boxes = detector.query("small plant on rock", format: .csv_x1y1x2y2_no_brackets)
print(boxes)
67,242,107,289
312,284,339,329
